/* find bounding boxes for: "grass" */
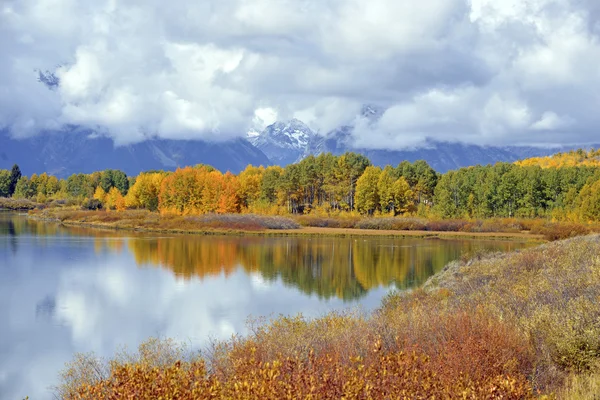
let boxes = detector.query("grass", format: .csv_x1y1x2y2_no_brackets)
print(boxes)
27,209,568,241
56,233,600,398
31,209,300,233
26,206,600,241
297,215,600,241
0,197,41,210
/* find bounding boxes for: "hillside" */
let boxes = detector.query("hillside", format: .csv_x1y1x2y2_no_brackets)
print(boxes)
0,129,271,177
516,148,600,168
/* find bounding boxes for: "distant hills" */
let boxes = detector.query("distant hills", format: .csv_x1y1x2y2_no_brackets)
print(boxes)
0,129,271,177
250,116,595,173
516,149,600,168
1,117,597,177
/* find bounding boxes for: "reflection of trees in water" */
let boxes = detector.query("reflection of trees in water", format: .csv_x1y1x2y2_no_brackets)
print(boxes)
0,215,61,237
0,213,530,301
1,215,19,254
126,236,528,301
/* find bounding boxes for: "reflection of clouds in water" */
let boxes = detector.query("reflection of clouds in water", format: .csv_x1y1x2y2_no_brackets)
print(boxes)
54,260,248,350
52,253,375,357
0,230,410,400
250,272,272,292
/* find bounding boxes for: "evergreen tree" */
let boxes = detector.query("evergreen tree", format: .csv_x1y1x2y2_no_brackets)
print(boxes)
9,164,21,196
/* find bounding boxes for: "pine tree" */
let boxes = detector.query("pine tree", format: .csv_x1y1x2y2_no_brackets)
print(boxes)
9,164,21,196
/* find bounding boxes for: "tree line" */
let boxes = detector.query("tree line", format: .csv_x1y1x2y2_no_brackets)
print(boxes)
2,148,600,222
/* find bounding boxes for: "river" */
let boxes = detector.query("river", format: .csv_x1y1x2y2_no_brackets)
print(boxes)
0,212,535,399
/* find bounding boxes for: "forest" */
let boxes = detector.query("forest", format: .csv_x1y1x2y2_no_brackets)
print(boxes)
2,148,600,222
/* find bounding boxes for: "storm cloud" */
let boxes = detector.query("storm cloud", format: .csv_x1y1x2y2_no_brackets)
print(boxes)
1,0,599,148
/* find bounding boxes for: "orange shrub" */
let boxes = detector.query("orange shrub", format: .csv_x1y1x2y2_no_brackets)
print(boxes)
59,307,535,399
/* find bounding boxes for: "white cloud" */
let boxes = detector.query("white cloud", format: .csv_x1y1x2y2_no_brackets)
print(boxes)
1,0,600,147
531,111,572,131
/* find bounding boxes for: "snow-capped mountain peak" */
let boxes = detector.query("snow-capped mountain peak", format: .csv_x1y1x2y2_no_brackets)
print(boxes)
249,119,316,164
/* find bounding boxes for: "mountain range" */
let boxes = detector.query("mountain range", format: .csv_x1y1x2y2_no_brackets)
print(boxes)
1,114,595,177
0,128,270,177
249,110,591,173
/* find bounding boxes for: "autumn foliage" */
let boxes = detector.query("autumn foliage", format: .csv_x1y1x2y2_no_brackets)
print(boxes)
53,223,600,399
158,166,240,215
516,148,600,169
59,308,534,399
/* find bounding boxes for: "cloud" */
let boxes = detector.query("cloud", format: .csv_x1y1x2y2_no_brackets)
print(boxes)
0,236,386,399
1,0,599,147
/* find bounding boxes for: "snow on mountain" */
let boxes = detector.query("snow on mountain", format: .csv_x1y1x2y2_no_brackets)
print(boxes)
249,105,596,172
249,119,316,165
359,104,384,121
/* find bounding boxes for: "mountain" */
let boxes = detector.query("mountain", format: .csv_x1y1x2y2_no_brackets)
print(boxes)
249,119,316,165
250,111,594,172
305,130,588,172
0,129,271,177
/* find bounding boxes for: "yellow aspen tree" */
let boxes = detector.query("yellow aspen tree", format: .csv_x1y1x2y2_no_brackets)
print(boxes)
93,186,107,204
355,166,381,215
106,187,125,211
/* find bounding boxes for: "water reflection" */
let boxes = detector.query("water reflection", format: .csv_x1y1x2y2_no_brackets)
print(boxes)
125,236,525,301
0,213,534,399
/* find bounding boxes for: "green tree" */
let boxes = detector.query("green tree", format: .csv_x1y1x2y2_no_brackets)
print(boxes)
0,170,11,197
99,170,129,195
337,152,371,211
260,166,283,204
99,170,114,192
66,174,94,198
413,160,438,204
13,177,36,199
9,164,21,196
112,170,129,195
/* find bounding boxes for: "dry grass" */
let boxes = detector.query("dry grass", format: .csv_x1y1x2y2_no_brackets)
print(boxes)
55,233,600,398
277,226,542,240
32,209,300,232
30,209,600,242
297,215,599,241
423,234,600,392
57,308,534,399
0,197,41,210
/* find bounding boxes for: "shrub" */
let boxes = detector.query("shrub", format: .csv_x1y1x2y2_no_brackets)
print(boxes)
81,198,103,211
530,222,591,241
188,214,300,231
0,197,39,210
355,217,428,231
425,235,600,389
59,314,534,399
295,215,361,229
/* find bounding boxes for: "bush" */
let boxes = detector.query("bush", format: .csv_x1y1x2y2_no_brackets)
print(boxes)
58,310,534,399
0,197,39,210
188,214,300,231
81,199,103,211
355,217,428,231
295,215,361,229
425,234,600,389
530,222,591,241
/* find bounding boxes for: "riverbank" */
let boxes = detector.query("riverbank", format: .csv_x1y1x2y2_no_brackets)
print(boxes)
28,209,548,241
56,234,600,398
0,197,40,211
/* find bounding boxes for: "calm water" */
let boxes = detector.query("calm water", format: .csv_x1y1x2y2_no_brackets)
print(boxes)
0,212,534,399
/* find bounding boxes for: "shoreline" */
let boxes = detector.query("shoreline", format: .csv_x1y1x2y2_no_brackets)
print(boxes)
26,213,545,242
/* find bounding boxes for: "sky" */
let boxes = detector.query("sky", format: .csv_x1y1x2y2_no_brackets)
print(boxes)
1,0,599,149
